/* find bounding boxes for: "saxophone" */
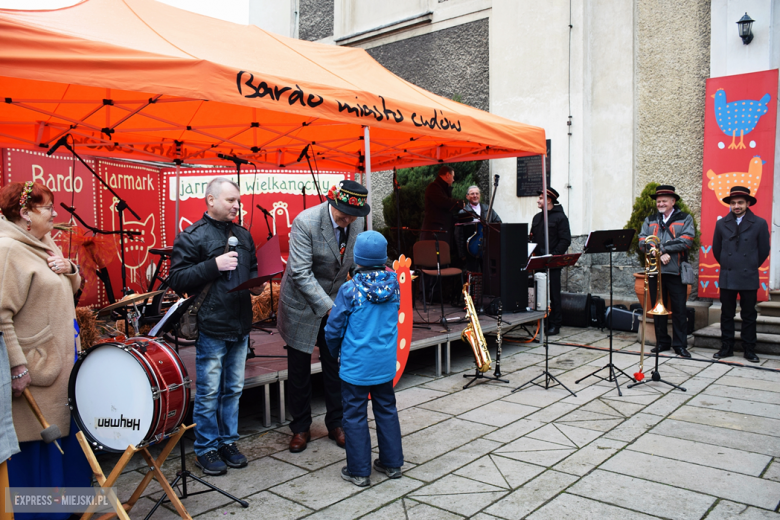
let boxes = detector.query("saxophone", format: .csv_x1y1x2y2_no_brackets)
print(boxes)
461,282,491,373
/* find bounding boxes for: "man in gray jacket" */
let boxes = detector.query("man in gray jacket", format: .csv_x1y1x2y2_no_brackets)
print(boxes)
638,185,695,358
712,186,770,363
277,180,367,453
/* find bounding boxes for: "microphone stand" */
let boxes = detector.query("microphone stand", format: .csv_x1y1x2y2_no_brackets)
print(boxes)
299,146,323,203
59,204,140,330
302,185,307,210
49,138,141,296
256,205,274,241
221,156,246,226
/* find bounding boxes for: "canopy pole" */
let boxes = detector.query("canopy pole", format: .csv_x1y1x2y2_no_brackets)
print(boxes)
364,126,372,231
174,162,181,237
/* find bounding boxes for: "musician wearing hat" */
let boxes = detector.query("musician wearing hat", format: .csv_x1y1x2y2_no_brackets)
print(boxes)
278,179,368,454
638,185,695,358
529,187,571,336
712,186,770,363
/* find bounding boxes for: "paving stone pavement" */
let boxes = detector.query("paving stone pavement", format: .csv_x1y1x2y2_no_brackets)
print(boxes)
98,326,780,518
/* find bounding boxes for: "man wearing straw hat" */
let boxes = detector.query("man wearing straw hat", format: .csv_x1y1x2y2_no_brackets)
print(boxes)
712,186,770,363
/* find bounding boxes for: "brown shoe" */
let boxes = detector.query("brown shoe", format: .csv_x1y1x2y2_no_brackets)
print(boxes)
289,431,311,453
328,427,346,449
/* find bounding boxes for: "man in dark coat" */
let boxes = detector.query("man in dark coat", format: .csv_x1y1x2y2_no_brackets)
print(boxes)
421,165,465,254
712,186,770,363
530,187,571,335
168,177,258,475
638,185,695,358
455,185,501,272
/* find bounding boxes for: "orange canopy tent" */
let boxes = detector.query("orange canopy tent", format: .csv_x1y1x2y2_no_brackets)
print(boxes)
0,0,545,173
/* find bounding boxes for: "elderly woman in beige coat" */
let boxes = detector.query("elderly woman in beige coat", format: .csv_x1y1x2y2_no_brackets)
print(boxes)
0,181,90,519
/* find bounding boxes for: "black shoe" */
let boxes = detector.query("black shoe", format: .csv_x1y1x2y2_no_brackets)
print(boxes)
195,450,227,476
674,347,692,358
651,346,671,353
744,351,760,363
547,326,560,336
341,466,370,487
218,442,248,468
713,349,733,360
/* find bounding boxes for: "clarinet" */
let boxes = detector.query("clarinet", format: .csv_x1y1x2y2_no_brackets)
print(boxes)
494,300,503,378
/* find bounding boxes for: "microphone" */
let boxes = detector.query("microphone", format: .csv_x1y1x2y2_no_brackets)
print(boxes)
218,153,251,165
46,135,70,156
227,236,239,280
255,204,271,217
297,144,310,163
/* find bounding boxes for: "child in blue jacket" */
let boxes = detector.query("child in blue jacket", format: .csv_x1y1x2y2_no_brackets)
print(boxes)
325,231,403,487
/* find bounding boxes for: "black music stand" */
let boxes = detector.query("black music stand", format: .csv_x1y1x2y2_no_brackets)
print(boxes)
575,229,636,396
149,299,249,517
512,253,580,396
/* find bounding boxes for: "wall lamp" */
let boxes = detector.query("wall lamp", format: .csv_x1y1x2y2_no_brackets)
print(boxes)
737,12,754,45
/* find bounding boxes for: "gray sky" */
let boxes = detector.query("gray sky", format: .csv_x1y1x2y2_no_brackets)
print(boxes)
0,0,250,24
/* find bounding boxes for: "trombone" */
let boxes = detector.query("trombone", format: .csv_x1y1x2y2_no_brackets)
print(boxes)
635,235,670,380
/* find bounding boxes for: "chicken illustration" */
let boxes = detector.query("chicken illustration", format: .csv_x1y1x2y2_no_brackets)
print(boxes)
109,197,156,288
706,156,765,207
712,89,771,149
392,255,413,387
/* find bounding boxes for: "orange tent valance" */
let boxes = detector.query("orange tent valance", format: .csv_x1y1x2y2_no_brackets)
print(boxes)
0,0,545,171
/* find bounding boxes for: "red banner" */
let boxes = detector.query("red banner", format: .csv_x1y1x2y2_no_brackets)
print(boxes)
95,160,166,304
1,149,105,307
1,148,348,309
160,168,350,254
699,70,778,300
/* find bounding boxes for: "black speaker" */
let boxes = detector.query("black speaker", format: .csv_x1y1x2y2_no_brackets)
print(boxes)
483,223,528,312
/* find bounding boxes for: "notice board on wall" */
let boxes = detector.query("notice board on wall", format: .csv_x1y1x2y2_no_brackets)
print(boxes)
516,139,551,197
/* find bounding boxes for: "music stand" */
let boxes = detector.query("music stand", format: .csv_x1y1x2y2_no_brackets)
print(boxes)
239,235,285,336
149,298,249,516
512,253,580,397
574,229,636,396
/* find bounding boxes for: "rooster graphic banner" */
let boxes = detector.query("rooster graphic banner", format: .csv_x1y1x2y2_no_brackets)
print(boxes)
699,69,778,300
1,148,350,308
160,168,349,254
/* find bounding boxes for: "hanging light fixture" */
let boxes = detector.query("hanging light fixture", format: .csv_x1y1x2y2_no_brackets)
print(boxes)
737,12,754,45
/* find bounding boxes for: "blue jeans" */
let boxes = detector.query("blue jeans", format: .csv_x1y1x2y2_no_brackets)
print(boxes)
193,331,247,455
342,380,403,477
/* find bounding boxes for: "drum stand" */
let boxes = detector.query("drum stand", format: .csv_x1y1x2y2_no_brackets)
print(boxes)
151,318,249,515
76,426,194,520
146,428,249,517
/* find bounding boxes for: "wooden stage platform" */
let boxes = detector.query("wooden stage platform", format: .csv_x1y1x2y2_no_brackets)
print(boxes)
176,305,545,427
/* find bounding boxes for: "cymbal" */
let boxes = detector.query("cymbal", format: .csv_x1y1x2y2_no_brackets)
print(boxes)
97,290,165,314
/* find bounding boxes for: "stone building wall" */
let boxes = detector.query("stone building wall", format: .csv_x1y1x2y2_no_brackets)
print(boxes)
635,0,711,220
563,0,711,302
364,18,490,230
299,0,334,41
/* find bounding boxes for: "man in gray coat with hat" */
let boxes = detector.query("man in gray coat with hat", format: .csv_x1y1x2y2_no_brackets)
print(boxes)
638,185,695,358
277,179,368,453
712,186,770,363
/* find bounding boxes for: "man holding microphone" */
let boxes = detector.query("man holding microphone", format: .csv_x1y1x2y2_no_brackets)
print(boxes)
168,177,259,475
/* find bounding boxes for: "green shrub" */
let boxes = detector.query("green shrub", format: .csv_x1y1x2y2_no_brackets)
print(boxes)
379,161,483,260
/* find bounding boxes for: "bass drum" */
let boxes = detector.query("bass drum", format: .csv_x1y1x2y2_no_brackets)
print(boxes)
68,338,190,453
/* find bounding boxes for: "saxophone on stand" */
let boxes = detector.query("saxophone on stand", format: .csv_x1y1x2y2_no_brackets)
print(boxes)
461,282,491,373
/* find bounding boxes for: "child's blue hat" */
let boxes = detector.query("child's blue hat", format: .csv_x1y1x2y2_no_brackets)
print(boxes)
354,231,387,266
